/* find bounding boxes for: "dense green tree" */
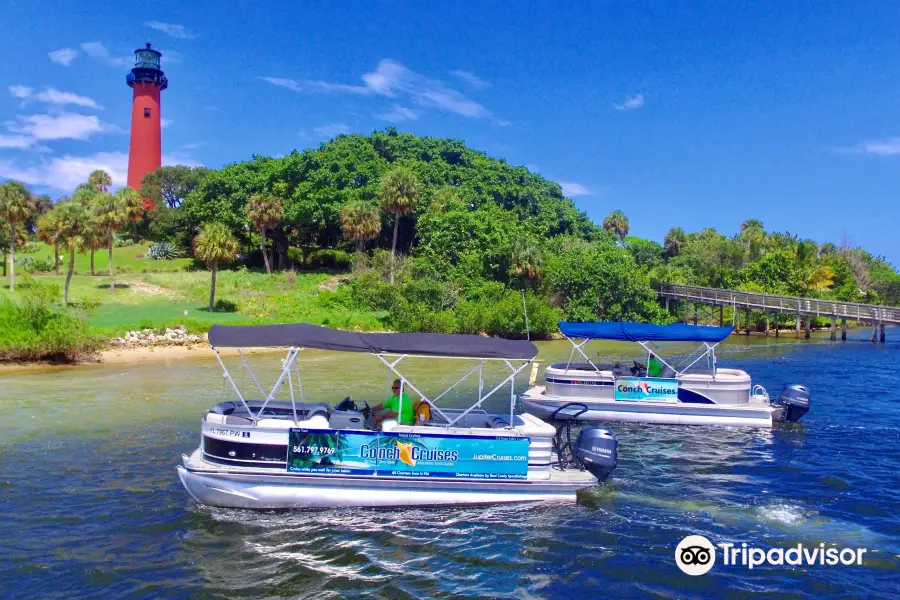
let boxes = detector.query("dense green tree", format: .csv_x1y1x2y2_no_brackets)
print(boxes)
339,201,382,254
247,193,285,274
193,222,240,311
602,210,629,242
0,180,33,291
140,165,210,209
378,166,422,284
625,236,665,268
544,237,667,322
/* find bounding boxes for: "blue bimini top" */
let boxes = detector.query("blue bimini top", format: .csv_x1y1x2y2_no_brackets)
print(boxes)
558,321,733,343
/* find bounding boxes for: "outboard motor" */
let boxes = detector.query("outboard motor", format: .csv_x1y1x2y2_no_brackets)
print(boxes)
574,427,618,482
776,384,811,423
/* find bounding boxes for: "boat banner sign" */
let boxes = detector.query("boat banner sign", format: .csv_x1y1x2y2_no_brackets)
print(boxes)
614,377,679,402
287,429,529,479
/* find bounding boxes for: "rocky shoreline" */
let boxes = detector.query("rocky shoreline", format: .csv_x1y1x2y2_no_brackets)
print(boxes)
108,325,207,348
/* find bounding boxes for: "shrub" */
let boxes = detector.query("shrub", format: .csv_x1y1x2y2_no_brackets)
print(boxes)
17,256,54,273
348,271,396,311
308,249,354,271
0,280,104,362
147,240,181,260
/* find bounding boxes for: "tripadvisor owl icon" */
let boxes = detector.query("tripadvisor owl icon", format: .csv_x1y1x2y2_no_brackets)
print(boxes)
675,535,716,576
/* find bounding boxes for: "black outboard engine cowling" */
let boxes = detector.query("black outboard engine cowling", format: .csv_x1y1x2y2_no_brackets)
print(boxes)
776,384,810,422
574,427,618,482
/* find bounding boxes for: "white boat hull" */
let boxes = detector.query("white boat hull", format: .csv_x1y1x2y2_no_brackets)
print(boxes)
522,388,781,428
178,450,596,509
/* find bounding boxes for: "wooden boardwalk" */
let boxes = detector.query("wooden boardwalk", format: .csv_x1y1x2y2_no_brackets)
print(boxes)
653,282,899,341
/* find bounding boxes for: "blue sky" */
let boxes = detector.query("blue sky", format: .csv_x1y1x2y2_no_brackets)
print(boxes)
2,1,899,263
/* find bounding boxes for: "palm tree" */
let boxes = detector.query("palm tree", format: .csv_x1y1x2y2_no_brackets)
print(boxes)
377,167,421,284
81,216,102,276
0,180,34,291
602,210,629,242
739,219,766,260
88,169,112,193
36,206,65,275
56,201,91,305
193,222,239,312
339,201,381,254
94,192,129,291
510,237,544,289
663,227,686,258
117,187,143,242
246,194,284,274
804,265,836,293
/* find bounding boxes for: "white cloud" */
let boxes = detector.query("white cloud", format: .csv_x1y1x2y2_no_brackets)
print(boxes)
48,48,78,66
0,151,128,191
312,123,351,138
614,93,645,111
450,70,490,89
80,41,109,58
362,60,489,117
6,112,115,142
9,85,32,99
80,41,130,67
558,181,591,197
260,59,492,119
377,105,420,123
36,88,102,109
0,135,33,149
10,85,102,109
259,77,303,92
844,137,900,156
145,20,196,39
0,151,200,191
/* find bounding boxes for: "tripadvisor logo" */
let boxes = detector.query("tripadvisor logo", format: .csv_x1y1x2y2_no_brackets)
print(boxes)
675,535,716,576
675,535,868,575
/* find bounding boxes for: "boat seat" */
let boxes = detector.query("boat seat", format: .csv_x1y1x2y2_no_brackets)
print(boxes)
256,414,330,429
550,362,613,372
209,400,330,418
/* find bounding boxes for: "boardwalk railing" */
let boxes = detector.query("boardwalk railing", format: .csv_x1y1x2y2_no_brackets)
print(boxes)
653,283,900,324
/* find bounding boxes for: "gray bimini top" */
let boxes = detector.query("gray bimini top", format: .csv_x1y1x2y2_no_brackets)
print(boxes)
207,323,538,360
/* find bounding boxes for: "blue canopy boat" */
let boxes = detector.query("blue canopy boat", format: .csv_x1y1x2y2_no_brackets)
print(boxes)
521,321,810,428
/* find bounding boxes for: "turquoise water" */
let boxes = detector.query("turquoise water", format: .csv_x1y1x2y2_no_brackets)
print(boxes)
1,332,899,598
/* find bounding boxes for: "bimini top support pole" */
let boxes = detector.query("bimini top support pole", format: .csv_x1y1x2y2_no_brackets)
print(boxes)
448,360,531,427
636,340,679,375
253,346,301,423
565,336,602,372
210,345,253,417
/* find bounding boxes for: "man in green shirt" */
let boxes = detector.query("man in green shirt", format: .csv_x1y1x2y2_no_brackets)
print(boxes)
647,353,663,378
372,379,415,427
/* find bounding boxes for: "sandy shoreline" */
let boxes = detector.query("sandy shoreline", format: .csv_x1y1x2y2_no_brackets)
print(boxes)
0,344,281,371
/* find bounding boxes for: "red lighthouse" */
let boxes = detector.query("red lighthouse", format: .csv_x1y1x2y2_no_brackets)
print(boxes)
126,43,167,207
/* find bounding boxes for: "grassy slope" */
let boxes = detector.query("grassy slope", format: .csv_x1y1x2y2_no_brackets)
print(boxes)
1,244,386,337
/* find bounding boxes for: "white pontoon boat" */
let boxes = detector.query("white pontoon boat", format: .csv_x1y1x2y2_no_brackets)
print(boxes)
177,323,618,509
521,322,810,428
